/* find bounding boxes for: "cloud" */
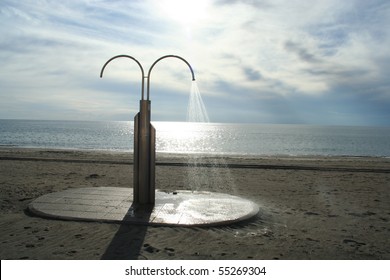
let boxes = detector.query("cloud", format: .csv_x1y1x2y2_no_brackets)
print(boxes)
242,67,262,81
1,0,390,125
284,41,322,64
215,0,272,9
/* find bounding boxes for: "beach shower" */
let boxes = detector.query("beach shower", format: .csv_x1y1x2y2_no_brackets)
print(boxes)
100,55,195,206
28,54,258,226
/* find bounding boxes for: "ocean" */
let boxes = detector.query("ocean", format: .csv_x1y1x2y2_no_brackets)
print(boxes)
0,119,389,157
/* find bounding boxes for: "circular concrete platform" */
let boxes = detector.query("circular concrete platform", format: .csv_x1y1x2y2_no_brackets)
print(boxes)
28,187,259,227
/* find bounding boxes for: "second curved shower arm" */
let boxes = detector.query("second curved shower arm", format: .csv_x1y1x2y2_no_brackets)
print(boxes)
146,55,196,100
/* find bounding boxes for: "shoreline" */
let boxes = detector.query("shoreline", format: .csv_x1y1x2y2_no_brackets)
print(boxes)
2,146,390,160
1,145,390,159
1,148,389,259
1,147,389,174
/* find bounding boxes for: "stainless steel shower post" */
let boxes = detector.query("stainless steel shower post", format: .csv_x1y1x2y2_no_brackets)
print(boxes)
100,55,195,206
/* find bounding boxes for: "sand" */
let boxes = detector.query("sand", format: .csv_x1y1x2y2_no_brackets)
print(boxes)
0,148,389,260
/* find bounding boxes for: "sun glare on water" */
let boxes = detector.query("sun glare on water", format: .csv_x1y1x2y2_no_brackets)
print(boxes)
159,0,210,26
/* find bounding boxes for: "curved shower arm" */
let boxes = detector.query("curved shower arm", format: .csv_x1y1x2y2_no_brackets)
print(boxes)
146,55,196,100
100,55,146,100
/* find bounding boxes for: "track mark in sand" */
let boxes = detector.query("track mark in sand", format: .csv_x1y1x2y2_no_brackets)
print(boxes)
343,239,366,246
348,211,377,217
18,197,34,202
74,234,85,240
67,250,78,256
306,237,320,242
327,214,339,218
304,211,320,216
164,247,175,256
86,174,103,179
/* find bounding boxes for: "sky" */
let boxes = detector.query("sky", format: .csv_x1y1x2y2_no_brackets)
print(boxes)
1,0,390,126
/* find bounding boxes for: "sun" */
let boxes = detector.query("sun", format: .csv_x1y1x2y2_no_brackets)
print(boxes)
159,0,210,27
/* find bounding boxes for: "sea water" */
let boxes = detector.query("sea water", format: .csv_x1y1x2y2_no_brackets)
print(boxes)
0,119,390,157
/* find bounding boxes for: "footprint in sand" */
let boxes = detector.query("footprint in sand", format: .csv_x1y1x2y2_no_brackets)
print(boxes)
143,243,160,253
86,174,100,179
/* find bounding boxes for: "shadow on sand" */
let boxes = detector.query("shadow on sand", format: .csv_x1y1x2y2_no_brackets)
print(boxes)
101,204,152,260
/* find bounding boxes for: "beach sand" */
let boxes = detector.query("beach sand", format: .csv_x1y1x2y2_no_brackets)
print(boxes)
0,148,389,260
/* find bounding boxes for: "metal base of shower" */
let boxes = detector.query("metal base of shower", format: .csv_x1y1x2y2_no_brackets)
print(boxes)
28,187,259,227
